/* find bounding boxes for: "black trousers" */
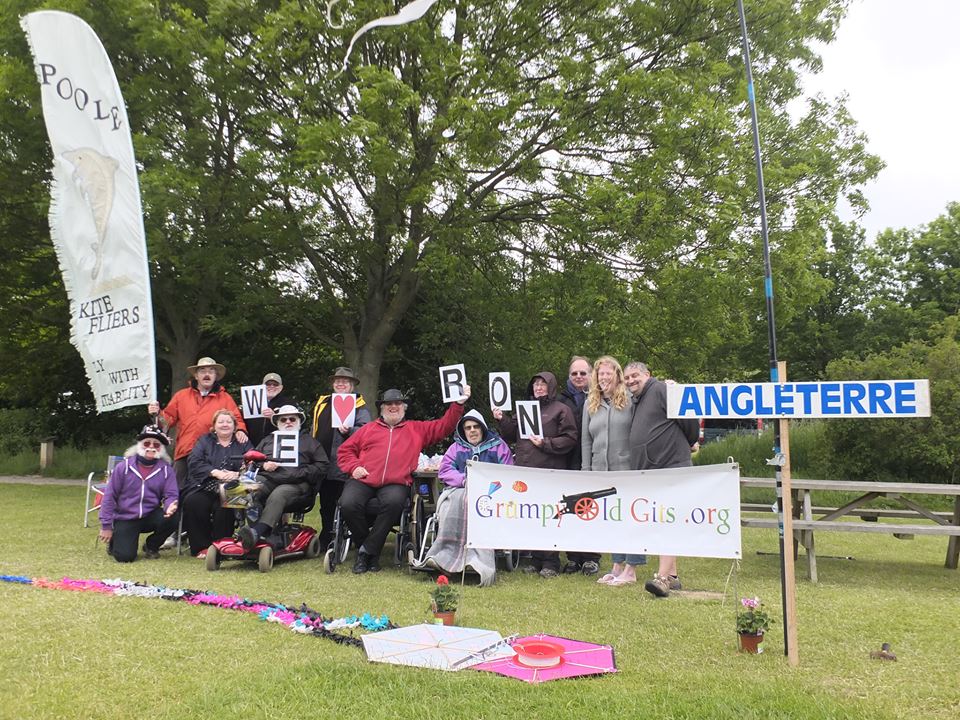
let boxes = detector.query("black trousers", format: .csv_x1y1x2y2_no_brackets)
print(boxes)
566,551,601,565
339,480,407,558
318,478,345,548
182,489,235,555
173,458,189,491
109,507,178,563
533,550,561,572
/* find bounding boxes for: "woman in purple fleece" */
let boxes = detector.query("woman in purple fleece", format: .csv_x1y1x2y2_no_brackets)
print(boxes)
98,425,179,562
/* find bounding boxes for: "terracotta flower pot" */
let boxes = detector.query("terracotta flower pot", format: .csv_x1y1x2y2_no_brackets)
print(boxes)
433,611,457,626
738,632,764,654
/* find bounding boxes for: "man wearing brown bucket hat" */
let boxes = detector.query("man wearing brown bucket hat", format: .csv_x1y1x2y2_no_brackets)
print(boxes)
311,366,371,549
148,357,247,490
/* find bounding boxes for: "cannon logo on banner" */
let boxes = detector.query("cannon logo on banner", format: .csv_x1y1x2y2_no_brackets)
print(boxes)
666,379,931,419
272,431,299,467
439,364,466,403
465,462,742,559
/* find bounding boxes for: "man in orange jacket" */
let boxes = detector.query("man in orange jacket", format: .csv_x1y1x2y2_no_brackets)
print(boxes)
337,384,470,573
148,357,247,489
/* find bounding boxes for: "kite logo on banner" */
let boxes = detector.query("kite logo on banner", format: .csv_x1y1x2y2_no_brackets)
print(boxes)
20,10,156,413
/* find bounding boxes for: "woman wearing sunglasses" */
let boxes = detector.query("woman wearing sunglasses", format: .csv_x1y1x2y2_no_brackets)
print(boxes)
98,426,179,562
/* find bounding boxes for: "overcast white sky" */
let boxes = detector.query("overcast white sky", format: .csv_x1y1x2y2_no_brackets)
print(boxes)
798,0,960,240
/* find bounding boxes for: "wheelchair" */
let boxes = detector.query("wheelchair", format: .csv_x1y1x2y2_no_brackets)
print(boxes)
409,471,519,574
323,492,415,573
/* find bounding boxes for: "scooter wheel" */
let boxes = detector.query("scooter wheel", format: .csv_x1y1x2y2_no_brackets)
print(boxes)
305,534,322,559
258,545,274,573
205,545,220,572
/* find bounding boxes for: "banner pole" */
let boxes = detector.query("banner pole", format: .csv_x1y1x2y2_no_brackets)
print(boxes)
735,0,792,660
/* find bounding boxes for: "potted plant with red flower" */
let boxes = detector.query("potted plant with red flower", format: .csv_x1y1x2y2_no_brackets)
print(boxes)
430,575,459,625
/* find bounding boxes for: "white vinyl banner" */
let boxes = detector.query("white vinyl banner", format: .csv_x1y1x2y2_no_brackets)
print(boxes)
21,11,156,412
465,462,741,559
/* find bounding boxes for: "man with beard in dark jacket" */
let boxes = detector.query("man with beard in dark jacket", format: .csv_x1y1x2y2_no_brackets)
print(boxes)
628,363,700,598
557,355,601,576
494,371,578,578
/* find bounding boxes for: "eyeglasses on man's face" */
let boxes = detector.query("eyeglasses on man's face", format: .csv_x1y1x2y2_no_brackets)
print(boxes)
277,416,299,424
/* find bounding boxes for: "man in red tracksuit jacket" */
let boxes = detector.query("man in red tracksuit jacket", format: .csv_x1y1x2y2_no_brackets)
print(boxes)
337,385,470,573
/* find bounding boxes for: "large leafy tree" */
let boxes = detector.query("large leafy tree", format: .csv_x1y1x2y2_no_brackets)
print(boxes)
245,0,877,398
1,0,880,430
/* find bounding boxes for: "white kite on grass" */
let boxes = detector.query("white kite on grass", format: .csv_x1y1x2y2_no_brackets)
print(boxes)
340,0,440,73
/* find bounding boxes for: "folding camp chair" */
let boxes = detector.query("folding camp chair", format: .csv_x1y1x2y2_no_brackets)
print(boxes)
83,456,123,528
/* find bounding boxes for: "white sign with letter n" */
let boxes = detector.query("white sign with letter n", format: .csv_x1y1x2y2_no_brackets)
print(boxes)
515,400,542,439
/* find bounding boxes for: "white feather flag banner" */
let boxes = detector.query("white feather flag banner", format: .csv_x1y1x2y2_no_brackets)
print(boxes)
340,0,440,72
20,10,156,412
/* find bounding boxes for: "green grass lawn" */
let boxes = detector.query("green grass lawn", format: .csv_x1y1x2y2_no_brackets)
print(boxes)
1,483,958,720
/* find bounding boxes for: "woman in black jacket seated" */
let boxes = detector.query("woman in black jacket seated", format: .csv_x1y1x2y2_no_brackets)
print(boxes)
236,405,328,550
182,409,252,557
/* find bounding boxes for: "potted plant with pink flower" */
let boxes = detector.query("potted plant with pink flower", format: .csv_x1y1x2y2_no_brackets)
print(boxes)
736,596,772,653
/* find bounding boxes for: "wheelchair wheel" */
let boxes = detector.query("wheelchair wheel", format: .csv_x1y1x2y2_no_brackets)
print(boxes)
323,547,335,574
258,545,274,572
503,549,520,572
411,494,426,563
205,545,220,572
305,534,321,559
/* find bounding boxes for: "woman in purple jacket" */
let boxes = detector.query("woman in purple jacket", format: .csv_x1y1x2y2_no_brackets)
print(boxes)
415,410,513,585
98,426,179,562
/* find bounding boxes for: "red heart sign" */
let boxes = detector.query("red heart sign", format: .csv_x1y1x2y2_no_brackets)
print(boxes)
332,393,356,426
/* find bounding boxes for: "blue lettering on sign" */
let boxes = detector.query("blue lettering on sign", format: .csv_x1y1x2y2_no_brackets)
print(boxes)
731,386,752,416
704,385,727,415
795,383,818,414
774,383,794,414
754,384,773,416
894,381,916,413
820,382,841,415
843,383,867,414
678,386,703,416
868,383,893,414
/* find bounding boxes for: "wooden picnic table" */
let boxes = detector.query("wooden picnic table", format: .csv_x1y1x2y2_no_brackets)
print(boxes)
740,476,960,582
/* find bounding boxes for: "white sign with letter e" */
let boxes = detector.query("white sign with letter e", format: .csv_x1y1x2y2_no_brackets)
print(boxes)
489,372,511,411
241,384,267,418
439,363,467,403
272,431,300,467
331,393,357,428
516,400,542,440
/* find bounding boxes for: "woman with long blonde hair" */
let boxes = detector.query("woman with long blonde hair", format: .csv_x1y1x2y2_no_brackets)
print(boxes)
581,356,646,586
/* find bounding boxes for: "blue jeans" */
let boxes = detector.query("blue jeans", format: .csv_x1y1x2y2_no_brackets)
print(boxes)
611,553,647,566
